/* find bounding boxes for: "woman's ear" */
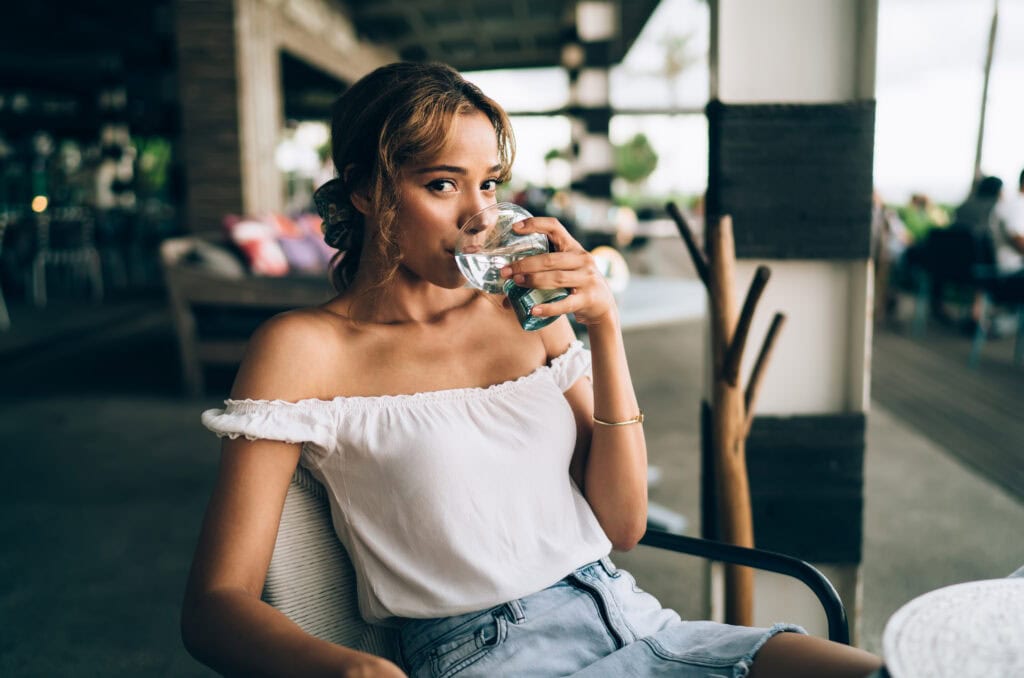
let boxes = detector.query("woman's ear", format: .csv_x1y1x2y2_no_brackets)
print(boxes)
344,163,371,216
350,189,371,216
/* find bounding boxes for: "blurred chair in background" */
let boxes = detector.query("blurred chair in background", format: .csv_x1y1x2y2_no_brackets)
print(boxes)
909,225,982,336
0,214,10,330
969,231,1024,367
31,206,104,307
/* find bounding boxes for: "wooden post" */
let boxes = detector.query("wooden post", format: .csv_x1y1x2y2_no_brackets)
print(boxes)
667,202,786,626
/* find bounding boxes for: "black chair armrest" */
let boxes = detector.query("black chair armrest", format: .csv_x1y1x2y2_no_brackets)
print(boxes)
639,529,850,645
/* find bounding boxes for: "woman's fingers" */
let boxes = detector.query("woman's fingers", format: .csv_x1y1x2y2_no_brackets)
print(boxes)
512,217,583,253
500,215,618,325
497,236,605,297
502,251,589,278
504,265,597,291
528,287,614,326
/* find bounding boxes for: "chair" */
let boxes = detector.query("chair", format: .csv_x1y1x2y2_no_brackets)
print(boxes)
972,293,1024,367
0,216,10,331
909,226,1024,366
263,465,397,657
262,466,851,666
0,278,8,330
31,206,104,307
909,225,978,336
969,234,1024,367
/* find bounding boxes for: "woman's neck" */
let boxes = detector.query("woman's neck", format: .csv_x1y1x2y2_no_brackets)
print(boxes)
345,268,476,325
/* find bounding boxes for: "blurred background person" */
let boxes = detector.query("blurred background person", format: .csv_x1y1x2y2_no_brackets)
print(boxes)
917,176,1003,327
872,190,912,323
899,193,950,245
955,175,1003,241
990,167,1024,301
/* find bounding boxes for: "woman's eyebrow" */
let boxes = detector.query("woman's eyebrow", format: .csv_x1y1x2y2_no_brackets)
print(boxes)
414,164,503,174
415,165,465,174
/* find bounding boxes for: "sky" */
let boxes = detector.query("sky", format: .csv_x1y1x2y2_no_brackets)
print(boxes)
464,0,1024,206
874,0,1023,204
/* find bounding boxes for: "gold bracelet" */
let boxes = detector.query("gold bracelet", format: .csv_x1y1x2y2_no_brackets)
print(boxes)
593,410,645,426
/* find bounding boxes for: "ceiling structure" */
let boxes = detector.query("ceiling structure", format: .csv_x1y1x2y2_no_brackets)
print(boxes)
0,1,178,137
0,0,661,136
340,0,660,72
281,51,350,121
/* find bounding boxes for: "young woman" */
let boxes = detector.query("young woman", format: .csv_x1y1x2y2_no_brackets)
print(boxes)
181,62,883,678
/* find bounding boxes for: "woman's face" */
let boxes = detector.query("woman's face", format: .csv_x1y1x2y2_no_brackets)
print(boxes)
391,110,503,289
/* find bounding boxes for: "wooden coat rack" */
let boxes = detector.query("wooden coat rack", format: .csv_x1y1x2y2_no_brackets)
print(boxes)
667,203,786,626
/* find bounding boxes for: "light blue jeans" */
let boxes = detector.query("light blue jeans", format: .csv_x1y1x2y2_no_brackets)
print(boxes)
397,558,805,677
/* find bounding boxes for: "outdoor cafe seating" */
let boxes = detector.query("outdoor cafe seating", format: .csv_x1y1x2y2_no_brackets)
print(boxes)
909,225,1024,366
30,205,105,307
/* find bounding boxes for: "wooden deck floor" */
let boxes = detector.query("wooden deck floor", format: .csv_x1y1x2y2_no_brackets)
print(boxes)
871,317,1024,501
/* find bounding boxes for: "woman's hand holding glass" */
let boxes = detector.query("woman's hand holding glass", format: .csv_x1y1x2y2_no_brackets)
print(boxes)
455,203,564,331
498,217,617,328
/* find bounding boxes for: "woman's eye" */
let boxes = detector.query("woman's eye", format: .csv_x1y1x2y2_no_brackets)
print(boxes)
427,179,457,193
482,179,500,192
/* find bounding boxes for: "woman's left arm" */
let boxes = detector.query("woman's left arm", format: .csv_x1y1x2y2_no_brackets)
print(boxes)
502,218,648,551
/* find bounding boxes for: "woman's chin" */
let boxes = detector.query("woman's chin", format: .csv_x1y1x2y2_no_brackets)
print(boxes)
449,280,478,292
427,275,472,291
438,269,473,290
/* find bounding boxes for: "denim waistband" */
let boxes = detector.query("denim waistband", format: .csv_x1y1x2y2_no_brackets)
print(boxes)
397,558,616,670
395,558,811,678
398,598,522,671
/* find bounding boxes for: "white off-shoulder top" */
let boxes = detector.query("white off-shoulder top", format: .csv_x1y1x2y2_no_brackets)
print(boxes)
201,341,612,624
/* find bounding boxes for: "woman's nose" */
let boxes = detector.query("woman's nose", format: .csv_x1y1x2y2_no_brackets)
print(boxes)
459,195,498,234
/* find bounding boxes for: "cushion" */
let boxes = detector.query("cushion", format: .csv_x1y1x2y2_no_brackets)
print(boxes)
296,213,337,263
184,239,247,279
224,216,290,277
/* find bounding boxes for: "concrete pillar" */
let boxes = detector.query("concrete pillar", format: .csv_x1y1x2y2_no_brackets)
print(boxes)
563,1,617,247
234,0,284,219
174,0,244,233
174,0,395,232
704,0,878,643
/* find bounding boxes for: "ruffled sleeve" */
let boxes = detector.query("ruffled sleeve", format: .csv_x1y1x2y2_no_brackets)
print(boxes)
201,399,337,462
548,340,592,391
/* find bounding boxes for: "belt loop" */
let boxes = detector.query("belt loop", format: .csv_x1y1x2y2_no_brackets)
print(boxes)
599,556,619,577
502,599,526,624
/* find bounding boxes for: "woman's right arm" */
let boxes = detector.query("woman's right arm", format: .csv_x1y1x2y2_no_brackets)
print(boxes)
180,312,405,677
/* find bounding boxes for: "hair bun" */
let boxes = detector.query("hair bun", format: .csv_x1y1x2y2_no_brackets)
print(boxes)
313,177,358,249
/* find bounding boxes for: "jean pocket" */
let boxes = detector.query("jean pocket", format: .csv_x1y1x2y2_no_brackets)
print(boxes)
430,613,508,678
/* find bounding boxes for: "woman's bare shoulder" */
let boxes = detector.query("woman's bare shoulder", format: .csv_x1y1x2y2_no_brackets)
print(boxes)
537,315,579,363
229,306,350,402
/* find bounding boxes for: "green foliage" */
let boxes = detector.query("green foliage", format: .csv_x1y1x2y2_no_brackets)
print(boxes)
614,191,701,214
895,202,953,242
544,147,565,162
135,136,173,197
614,133,658,186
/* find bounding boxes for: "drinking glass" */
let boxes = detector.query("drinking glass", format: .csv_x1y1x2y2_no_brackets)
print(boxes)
454,202,569,331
